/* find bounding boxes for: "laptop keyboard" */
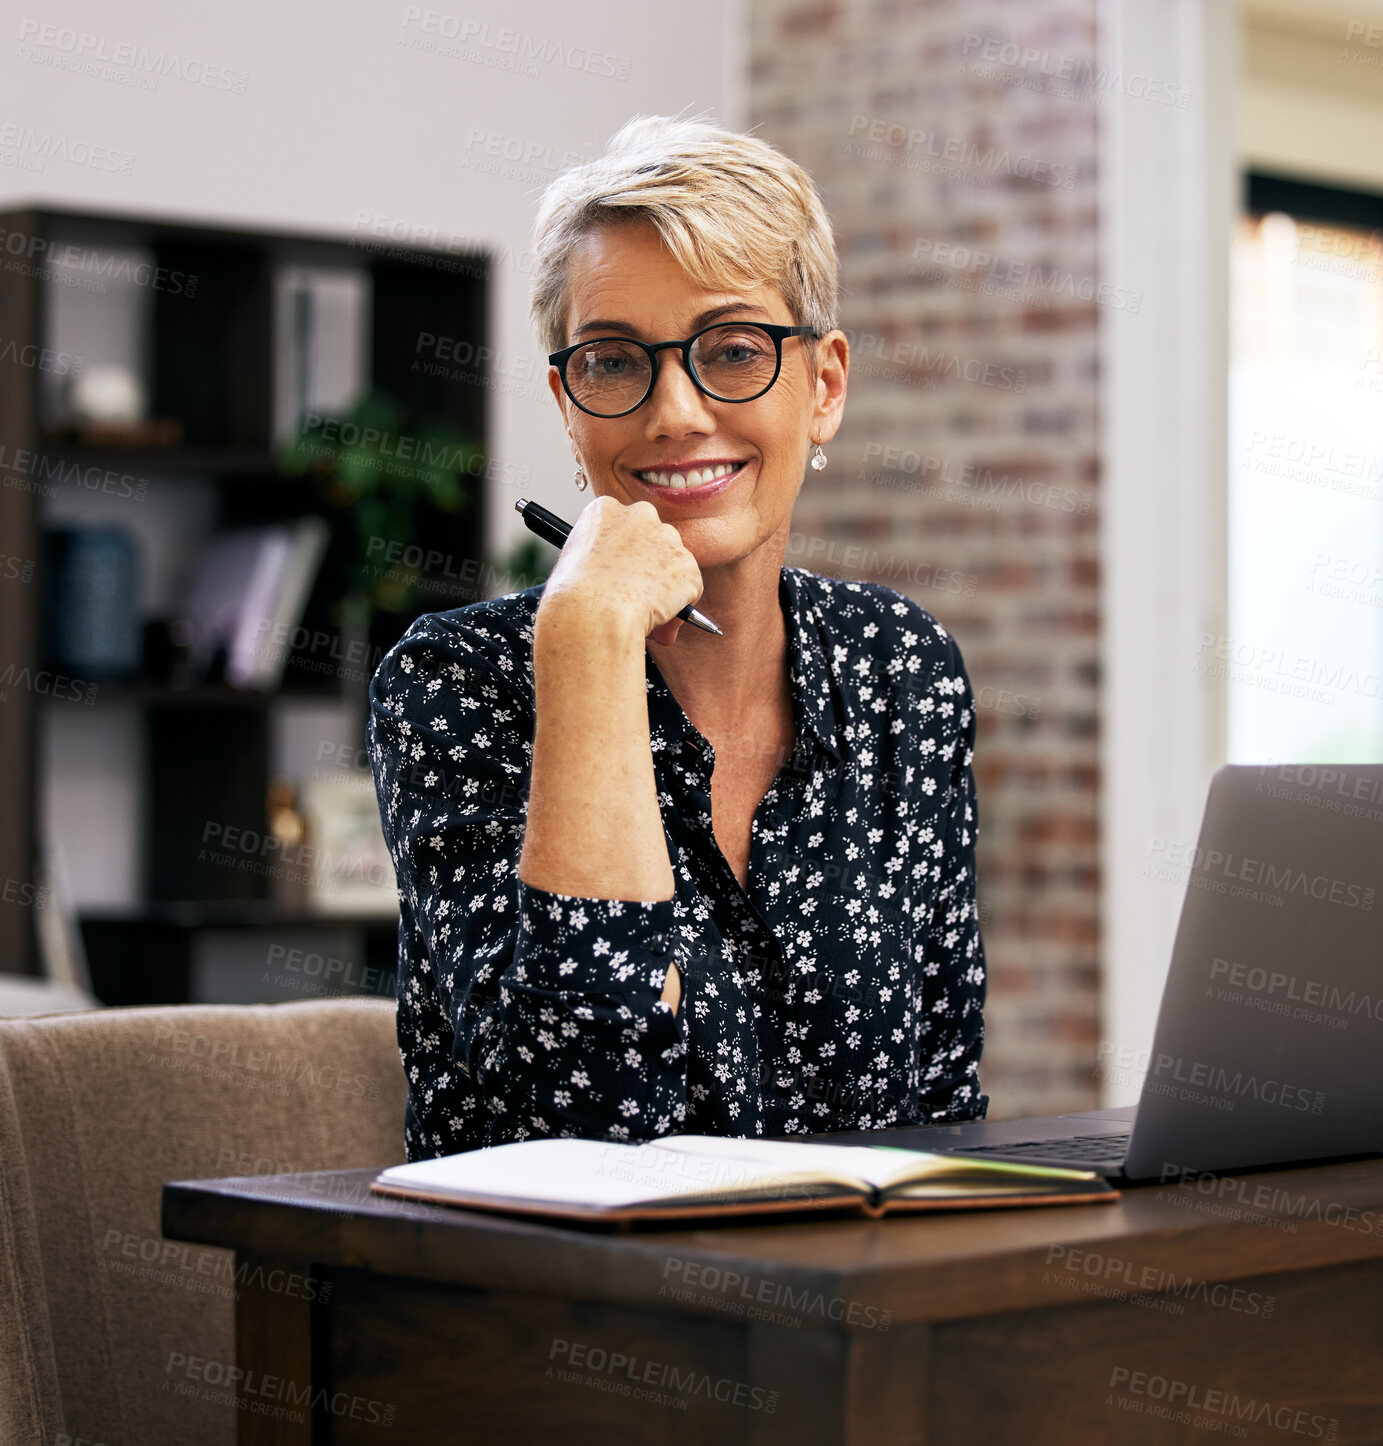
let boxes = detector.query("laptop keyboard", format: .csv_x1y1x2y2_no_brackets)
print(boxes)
956,1132,1132,1164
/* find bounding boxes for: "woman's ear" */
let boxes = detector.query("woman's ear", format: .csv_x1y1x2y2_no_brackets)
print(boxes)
812,330,849,444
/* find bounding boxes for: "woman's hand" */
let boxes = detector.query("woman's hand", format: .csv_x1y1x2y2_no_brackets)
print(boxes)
538,495,703,647
521,494,685,905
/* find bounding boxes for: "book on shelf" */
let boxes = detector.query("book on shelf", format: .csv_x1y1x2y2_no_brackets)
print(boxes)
273,264,371,447
369,1134,1119,1227
182,517,329,690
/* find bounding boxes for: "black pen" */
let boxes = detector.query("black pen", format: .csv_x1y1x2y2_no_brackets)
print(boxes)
515,498,723,636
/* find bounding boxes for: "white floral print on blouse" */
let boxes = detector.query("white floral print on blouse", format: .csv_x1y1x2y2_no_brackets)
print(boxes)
368,565,988,1162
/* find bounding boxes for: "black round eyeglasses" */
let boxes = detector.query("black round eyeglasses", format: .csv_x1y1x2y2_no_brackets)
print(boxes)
549,322,817,418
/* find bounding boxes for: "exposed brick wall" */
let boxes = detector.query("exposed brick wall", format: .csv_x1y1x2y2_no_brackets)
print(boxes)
750,0,1102,1117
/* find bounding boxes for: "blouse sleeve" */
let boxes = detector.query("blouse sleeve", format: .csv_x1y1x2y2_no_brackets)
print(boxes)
915,631,989,1122
367,613,688,1148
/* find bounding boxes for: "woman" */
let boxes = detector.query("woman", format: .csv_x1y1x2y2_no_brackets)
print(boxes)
368,115,988,1162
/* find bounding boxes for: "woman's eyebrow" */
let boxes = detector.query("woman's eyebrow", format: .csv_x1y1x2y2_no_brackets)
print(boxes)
571,302,772,340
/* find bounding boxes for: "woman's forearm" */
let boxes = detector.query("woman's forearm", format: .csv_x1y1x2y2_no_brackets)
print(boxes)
519,593,676,905
520,595,682,1011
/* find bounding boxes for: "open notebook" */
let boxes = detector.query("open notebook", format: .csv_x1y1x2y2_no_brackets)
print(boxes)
370,1134,1119,1225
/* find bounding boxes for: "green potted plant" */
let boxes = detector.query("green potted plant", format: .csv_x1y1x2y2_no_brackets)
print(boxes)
279,389,478,631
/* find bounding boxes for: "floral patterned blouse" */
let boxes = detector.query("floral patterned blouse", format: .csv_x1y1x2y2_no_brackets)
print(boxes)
368,564,988,1161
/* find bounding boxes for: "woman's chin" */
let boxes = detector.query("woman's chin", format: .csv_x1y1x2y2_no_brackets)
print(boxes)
671,519,780,575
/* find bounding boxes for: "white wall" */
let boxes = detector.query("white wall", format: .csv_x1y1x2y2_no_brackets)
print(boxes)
5,0,742,909
1098,0,1236,1104
1,0,745,563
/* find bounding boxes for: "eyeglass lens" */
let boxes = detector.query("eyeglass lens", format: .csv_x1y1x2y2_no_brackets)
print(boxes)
565,324,781,415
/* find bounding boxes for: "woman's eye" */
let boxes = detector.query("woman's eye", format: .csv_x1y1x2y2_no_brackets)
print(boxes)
714,343,763,365
584,351,630,375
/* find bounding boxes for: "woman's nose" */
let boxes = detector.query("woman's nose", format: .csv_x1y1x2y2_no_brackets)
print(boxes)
643,351,716,434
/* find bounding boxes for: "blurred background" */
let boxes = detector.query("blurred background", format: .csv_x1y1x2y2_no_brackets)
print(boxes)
0,0,1379,1121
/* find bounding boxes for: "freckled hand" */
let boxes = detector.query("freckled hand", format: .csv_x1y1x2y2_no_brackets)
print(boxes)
515,498,722,635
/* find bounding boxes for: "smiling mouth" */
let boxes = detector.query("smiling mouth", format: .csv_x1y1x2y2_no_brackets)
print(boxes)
635,461,743,489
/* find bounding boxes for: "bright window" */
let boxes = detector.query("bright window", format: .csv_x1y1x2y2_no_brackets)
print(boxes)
1228,201,1383,763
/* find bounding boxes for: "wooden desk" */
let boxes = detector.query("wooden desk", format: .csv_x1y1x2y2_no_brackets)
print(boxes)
162,1157,1383,1444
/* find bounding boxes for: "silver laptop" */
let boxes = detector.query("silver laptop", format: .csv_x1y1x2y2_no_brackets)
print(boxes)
819,764,1383,1184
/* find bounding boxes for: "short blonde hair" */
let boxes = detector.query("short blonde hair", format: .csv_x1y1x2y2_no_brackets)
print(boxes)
529,114,838,354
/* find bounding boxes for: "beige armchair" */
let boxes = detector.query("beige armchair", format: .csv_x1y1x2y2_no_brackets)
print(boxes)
0,997,407,1446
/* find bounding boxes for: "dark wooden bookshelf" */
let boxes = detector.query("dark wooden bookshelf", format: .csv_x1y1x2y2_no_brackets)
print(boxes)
0,205,488,996
80,908,400,1007
41,682,350,708
82,903,400,929
39,447,281,476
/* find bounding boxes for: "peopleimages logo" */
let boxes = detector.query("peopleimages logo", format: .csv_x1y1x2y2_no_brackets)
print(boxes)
15,21,250,92
1146,1053,1324,1115
148,1022,379,1100
0,226,197,295
1107,1367,1338,1438
548,1338,778,1413
164,1352,394,1427
200,819,390,889
1208,956,1383,1024
0,440,149,499
1044,1244,1275,1318
846,115,1076,188
958,34,1193,108
661,1255,893,1331
0,333,84,374
1158,1163,1383,1237
398,9,632,79
1144,837,1375,911
839,327,1027,392
1258,762,1383,803
910,236,1141,311
0,664,99,706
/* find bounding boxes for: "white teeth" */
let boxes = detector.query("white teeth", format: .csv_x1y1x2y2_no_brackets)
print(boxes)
639,463,738,488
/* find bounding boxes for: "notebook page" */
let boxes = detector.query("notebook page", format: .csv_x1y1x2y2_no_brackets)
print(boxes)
375,1137,836,1210
653,1138,1097,1192
865,1147,1103,1191
646,1135,938,1192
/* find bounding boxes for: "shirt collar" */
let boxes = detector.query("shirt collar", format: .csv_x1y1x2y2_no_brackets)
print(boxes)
644,566,845,767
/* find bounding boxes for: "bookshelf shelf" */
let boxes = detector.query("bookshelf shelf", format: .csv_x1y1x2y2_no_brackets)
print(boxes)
39,446,282,476
81,904,399,930
0,204,489,997
41,683,342,708
79,909,400,1007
